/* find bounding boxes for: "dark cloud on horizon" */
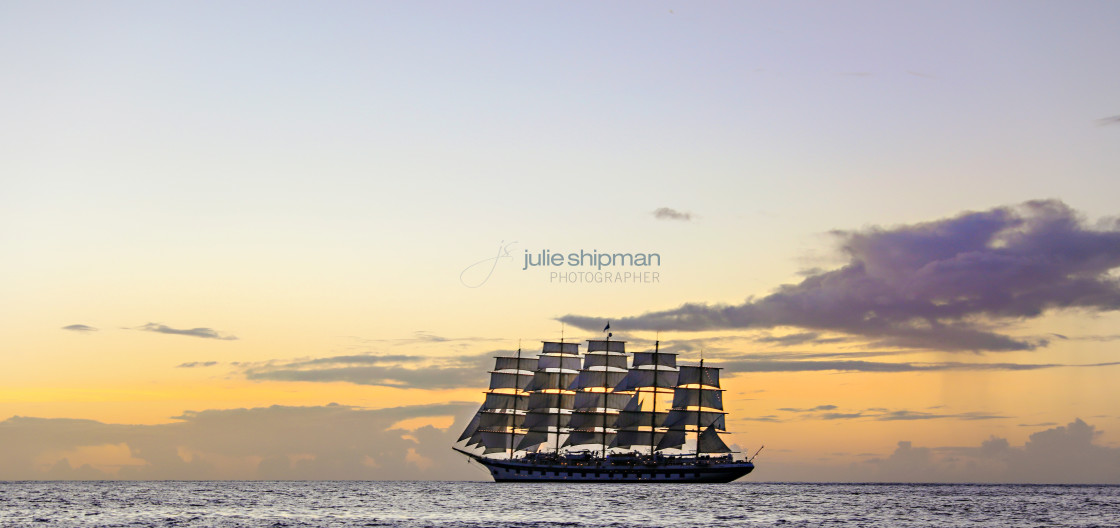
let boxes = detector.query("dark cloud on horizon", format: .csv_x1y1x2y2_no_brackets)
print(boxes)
176,361,219,368
61,324,97,333
0,403,480,480
821,412,865,420
138,323,238,341
777,406,1008,422
1063,334,1120,342
652,207,693,221
1097,115,1120,126
240,351,497,390
233,345,1120,391
720,357,1120,374
737,415,781,422
878,410,1009,421
722,350,905,362
753,332,850,346
562,200,1120,352
291,354,428,367
779,405,839,413
341,331,505,349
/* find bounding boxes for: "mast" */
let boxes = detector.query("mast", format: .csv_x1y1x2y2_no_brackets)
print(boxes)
517,340,580,453
459,349,537,455
508,344,522,459
555,333,563,454
659,359,729,455
696,354,703,459
565,335,628,456
650,341,659,457
611,340,678,454
602,332,609,457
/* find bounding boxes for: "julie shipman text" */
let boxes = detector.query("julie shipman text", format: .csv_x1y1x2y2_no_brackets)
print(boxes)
522,249,661,271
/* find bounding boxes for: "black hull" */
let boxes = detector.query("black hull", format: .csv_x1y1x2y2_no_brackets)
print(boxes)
455,448,754,483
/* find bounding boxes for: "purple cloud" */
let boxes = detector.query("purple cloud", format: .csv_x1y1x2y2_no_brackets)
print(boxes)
561,200,1120,351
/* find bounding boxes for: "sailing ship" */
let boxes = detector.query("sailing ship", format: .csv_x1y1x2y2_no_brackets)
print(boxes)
452,335,757,482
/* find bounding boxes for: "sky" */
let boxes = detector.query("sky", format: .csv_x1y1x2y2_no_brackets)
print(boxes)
2,1,1119,482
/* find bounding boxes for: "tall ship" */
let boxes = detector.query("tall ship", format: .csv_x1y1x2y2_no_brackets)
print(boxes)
452,332,758,482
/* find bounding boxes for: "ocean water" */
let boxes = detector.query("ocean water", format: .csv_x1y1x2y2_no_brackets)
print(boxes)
0,481,1117,527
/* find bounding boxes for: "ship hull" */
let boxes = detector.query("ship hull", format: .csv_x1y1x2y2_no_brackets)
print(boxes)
456,449,754,483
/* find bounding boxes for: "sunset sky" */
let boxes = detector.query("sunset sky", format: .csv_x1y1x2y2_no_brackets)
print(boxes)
2,1,1119,482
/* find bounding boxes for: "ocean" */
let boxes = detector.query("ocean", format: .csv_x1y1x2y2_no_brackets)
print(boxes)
0,481,1117,527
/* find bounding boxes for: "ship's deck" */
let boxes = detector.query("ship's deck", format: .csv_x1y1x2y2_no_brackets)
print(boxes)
456,449,755,483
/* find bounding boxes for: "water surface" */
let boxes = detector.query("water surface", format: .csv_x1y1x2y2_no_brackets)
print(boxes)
1,481,1117,527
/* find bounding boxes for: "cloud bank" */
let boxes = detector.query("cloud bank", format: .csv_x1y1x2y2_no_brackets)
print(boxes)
563,200,1120,351
61,324,97,333
764,419,1120,484
868,419,1120,483
0,404,479,480
3,411,1113,483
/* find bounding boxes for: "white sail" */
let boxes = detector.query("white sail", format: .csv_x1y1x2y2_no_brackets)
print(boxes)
579,353,628,369
563,431,616,448
570,410,622,430
477,432,524,454
610,430,666,449
571,370,628,390
525,371,579,391
523,411,572,429
655,428,687,450
670,387,724,410
494,356,539,372
677,365,721,388
457,408,482,442
481,393,529,411
478,412,525,430
572,391,631,410
538,354,582,371
615,368,679,391
527,392,574,410
586,339,626,353
616,408,667,429
632,351,678,368
663,409,727,430
698,424,733,454
515,430,549,451
488,372,531,391
542,342,579,353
